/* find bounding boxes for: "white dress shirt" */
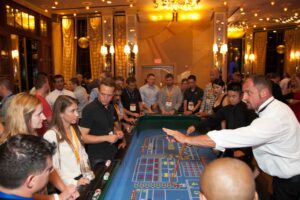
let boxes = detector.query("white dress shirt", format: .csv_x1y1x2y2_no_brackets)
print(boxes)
207,97,300,178
46,89,76,108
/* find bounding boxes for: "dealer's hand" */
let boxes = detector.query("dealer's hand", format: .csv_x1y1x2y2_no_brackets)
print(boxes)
162,128,187,144
186,125,196,135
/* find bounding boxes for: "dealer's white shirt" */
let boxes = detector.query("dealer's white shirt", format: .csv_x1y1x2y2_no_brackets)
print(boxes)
208,97,300,178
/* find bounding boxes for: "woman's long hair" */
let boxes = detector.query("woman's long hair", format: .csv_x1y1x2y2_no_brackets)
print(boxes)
50,95,82,145
0,93,41,143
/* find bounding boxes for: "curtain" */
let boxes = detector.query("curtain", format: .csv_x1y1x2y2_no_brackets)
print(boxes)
89,17,103,80
253,31,267,75
62,18,75,81
114,15,127,78
284,29,300,75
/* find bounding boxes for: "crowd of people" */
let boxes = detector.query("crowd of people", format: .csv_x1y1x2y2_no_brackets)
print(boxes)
0,69,300,200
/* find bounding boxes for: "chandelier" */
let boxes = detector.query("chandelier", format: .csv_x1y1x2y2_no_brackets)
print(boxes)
153,0,201,11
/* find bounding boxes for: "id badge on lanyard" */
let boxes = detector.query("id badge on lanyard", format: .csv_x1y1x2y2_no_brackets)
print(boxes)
188,101,194,111
166,101,172,107
130,103,137,112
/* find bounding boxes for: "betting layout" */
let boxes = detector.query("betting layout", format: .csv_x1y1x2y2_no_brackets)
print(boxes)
131,135,207,200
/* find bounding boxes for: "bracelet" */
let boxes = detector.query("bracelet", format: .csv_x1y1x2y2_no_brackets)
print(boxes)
53,193,60,200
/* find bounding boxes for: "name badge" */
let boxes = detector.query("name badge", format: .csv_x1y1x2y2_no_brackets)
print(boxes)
130,104,136,112
188,102,194,111
166,101,172,107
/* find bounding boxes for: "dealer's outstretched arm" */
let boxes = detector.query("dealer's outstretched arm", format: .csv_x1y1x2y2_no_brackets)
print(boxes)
162,128,216,148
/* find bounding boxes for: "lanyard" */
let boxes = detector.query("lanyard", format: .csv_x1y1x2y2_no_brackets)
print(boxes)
166,87,173,100
126,88,135,100
114,104,121,121
0,192,33,200
70,127,81,163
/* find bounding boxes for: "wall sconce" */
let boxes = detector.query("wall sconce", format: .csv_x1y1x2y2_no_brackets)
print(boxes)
220,44,228,55
213,43,227,74
132,44,138,54
11,50,19,59
124,44,131,55
11,50,20,81
124,43,138,77
290,50,300,72
213,43,218,54
101,44,115,72
244,53,255,74
100,45,108,56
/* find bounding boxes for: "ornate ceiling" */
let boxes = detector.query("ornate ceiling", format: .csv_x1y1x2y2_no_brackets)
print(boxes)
14,0,300,29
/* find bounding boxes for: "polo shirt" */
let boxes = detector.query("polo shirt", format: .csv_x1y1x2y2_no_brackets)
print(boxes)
121,88,142,113
79,99,117,162
184,86,203,113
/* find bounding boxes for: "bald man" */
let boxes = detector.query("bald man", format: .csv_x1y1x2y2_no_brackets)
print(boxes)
164,75,300,200
200,158,258,200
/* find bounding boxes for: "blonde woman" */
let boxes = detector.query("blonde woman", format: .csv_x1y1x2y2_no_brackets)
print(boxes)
0,93,45,143
0,93,78,200
44,95,94,186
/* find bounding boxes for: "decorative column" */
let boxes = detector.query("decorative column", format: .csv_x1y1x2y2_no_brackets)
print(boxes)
89,15,103,80
114,14,127,77
62,17,75,82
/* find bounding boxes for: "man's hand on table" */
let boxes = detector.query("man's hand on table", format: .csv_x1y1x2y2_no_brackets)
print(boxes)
162,128,187,144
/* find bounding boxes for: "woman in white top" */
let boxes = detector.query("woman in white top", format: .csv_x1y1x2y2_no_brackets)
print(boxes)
44,95,94,186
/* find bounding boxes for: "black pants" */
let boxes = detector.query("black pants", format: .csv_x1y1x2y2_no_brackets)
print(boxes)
271,175,300,200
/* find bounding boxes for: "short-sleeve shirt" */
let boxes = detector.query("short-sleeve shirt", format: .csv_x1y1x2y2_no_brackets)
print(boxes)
184,86,203,112
121,88,142,113
79,99,117,161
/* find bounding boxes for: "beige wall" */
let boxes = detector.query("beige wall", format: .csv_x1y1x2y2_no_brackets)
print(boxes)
136,20,214,88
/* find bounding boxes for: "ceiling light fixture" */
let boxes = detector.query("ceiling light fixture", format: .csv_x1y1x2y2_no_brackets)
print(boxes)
107,1,112,4
270,1,275,6
44,9,48,12
153,0,201,11
254,13,258,17
284,7,288,12
223,1,227,6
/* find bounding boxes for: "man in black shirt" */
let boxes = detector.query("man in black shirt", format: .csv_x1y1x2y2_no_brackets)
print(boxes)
187,82,257,165
80,78,124,168
121,77,147,119
183,75,203,115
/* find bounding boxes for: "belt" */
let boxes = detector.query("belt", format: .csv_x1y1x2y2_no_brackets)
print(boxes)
274,174,300,183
